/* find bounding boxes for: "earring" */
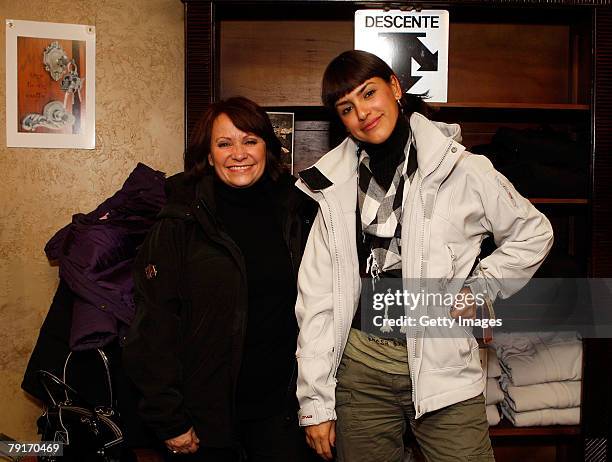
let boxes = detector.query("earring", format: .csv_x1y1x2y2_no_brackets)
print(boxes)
397,98,404,114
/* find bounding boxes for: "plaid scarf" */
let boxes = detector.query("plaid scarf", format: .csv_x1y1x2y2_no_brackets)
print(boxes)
357,138,417,280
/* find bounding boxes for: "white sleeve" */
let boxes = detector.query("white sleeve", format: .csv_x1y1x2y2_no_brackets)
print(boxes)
295,208,338,426
464,159,554,302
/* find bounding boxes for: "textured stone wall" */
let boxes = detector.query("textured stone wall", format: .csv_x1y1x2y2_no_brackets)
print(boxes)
0,0,184,440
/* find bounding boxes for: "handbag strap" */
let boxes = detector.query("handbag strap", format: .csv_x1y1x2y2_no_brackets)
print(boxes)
62,348,113,407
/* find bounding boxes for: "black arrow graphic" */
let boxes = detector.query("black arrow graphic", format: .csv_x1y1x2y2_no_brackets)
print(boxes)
379,32,438,92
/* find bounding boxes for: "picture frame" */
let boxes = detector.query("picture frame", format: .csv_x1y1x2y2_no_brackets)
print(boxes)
5,19,96,149
267,111,294,174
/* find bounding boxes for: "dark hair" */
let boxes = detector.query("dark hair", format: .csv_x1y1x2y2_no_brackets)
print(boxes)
184,96,284,180
321,49,430,119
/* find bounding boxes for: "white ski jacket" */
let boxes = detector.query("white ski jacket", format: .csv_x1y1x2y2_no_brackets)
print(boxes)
294,112,554,426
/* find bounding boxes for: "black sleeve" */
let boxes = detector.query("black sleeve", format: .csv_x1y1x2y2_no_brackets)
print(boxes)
122,218,191,441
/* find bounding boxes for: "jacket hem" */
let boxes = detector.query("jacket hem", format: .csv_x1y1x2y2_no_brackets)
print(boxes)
416,378,485,418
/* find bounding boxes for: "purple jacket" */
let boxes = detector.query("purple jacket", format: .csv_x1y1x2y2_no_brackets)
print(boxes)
45,163,166,350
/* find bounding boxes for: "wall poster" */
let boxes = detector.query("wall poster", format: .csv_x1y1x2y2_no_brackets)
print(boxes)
267,111,294,174
6,19,96,149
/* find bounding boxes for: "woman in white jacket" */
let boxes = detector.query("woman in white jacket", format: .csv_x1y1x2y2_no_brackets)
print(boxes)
295,50,553,462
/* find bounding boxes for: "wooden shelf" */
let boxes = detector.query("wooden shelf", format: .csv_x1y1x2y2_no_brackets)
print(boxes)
529,198,589,205
432,102,590,111
265,103,590,114
490,421,581,437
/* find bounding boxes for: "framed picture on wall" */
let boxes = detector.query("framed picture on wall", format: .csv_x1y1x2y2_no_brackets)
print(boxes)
5,19,96,149
267,111,294,174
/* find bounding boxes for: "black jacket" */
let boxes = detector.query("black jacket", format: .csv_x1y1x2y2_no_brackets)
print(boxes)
122,171,316,447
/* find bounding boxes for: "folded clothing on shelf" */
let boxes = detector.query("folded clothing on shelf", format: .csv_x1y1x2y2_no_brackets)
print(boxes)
487,405,501,426
500,402,580,427
501,380,581,413
486,378,504,406
492,331,582,387
487,347,502,378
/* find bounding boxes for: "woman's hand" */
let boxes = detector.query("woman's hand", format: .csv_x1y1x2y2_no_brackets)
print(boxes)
450,287,477,320
305,420,336,461
165,427,200,455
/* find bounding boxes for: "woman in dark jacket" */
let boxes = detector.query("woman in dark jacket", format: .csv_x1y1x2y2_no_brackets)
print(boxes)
123,97,317,461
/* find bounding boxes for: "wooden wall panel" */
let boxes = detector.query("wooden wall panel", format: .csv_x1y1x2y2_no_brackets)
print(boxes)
449,24,571,104
294,120,330,172
582,6,612,460
220,21,576,106
185,2,213,143
220,21,352,105
591,7,612,277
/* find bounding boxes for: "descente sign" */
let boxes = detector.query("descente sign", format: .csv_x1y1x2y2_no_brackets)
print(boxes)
355,10,449,102
364,15,441,29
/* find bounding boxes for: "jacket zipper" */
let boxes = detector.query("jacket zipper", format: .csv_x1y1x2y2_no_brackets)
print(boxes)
195,198,248,435
323,195,345,373
412,140,454,415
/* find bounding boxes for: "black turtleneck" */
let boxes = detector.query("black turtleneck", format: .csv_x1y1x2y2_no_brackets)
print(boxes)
214,174,296,420
359,113,411,191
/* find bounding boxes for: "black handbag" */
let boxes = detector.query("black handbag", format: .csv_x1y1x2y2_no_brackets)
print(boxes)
36,349,124,462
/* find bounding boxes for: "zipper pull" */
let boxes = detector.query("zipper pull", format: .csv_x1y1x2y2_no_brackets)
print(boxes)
366,250,381,290
380,288,394,334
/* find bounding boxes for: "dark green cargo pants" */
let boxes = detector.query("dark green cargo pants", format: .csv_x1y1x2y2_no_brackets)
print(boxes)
335,356,495,462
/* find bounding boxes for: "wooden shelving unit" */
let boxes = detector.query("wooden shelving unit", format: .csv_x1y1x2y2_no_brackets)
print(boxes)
490,421,581,437
529,198,589,205
431,102,590,111
183,1,612,460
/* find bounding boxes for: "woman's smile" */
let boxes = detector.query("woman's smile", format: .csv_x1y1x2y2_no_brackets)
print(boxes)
362,115,382,131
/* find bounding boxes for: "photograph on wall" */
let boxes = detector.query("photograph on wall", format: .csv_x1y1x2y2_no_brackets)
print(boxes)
267,111,294,174
6,19,96,149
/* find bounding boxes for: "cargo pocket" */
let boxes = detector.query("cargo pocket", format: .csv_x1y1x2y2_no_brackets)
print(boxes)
335,387,353,433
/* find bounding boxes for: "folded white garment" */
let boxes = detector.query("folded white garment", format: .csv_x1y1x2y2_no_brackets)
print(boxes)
486,378,504,405
501,380,581,412
493,331,579,358
487,405,501,426
487,348,502,378
500,401,580,426
493,332,582,386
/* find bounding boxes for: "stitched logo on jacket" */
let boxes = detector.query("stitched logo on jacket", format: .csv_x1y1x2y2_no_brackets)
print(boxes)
145,264,158,279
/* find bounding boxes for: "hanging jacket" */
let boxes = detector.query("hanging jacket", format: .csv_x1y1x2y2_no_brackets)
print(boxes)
122,171,316,446
45,163,166,350
294,112,554,426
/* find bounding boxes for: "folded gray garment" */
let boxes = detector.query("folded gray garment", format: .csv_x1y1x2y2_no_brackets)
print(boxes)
486,378,504,405
500,401,580,426
486,405,501,426
494,332,582,386
492,331,580,358
501,380,581,412
487,348,502,378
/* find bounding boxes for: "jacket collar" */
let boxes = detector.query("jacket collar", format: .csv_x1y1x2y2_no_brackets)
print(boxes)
297,112,463,194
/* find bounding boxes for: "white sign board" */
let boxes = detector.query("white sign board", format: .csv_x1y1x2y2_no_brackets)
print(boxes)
355,10,449,102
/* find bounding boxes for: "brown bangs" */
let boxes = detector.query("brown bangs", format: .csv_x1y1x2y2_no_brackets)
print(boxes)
321,50,394,111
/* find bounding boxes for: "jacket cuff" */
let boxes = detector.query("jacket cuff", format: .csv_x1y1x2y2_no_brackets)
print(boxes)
298,400,337,427
464,273,497,305
155,420,193,442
